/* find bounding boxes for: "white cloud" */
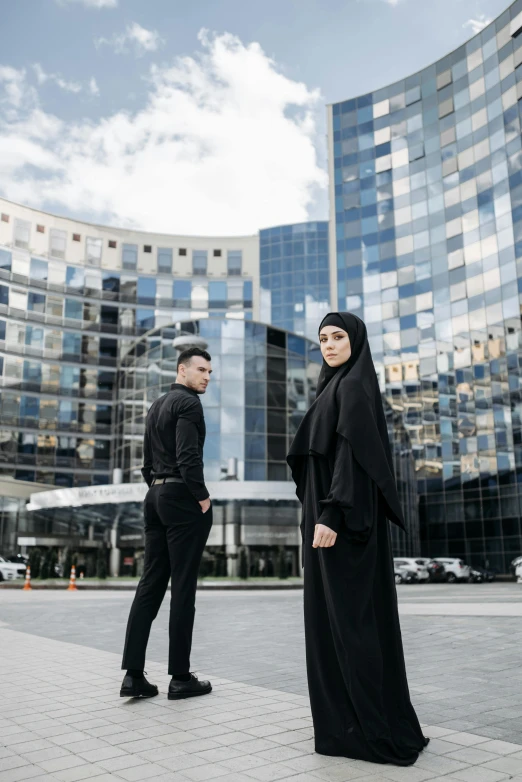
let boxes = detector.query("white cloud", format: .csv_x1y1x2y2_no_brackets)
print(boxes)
56,0,117,8
33,64,82,94
95,22,164,56
463,15,491,35
0,31,326,236
89,77,100,96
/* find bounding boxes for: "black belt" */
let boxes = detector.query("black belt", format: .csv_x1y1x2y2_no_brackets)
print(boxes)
151,477,184,486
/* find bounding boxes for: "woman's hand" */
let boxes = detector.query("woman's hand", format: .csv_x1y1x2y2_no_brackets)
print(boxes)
313,523,337,548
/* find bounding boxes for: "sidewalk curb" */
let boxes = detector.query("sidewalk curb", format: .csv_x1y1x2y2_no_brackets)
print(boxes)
0,580,305,591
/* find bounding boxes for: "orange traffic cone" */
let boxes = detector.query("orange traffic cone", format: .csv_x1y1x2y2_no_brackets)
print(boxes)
67,565,77,592
23,565,32,591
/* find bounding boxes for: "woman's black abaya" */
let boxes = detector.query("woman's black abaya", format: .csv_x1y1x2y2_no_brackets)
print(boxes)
287,312,429,766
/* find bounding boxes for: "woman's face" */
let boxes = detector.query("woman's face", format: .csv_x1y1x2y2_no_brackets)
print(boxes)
319,325,352,367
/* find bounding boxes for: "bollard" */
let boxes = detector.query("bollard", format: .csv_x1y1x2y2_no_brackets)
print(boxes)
22,565,32,591
67,564,78,592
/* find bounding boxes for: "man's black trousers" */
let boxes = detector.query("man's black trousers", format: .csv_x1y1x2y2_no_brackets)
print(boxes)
122,482,212,675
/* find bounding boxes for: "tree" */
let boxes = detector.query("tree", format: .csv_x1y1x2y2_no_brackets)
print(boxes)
239,547,249,580
29,549,41,580
50,550,58,579
63,548,72,580
277,547,288,580
40,549,53,580
96,548,107,579
214,550,227,577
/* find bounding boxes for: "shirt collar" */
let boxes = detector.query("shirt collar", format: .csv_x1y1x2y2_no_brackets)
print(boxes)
170,382,198,397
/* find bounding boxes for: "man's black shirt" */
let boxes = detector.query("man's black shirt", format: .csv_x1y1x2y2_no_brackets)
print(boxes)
141,383,209,501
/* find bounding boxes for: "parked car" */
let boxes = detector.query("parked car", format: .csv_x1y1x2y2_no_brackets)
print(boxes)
510,555,522,579
5,554,28,565
394,566,418,585
433,558,471,583
0,556,26,581
469,566,496,583
415,557,447,583
393,558,430,581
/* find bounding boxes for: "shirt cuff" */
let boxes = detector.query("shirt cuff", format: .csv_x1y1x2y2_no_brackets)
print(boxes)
317,504,343,533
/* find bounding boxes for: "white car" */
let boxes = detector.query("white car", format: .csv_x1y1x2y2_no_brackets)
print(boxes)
0,556,26,582
433,557,471,583
393,558,430,581
512,556,522,582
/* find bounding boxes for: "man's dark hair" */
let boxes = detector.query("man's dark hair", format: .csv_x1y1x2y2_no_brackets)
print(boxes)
177,347,212,370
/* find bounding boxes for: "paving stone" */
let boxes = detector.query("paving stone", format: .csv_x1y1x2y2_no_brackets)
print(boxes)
1,589,522,782
452,768,512,782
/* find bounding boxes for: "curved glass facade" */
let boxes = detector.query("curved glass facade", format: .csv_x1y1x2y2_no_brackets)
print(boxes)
0,198,256,488
329,0,522,571
115,319,322,484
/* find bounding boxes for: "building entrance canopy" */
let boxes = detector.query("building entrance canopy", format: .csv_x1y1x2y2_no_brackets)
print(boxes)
27,481,297,511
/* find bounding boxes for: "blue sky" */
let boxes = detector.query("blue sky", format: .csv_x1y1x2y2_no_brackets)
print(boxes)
0,0,510,235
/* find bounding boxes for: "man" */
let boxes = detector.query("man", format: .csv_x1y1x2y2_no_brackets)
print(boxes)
121,347,213,700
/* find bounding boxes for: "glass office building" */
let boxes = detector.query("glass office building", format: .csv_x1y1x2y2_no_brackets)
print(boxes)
328,1,522,571
259,222,330,341
0,198,256,490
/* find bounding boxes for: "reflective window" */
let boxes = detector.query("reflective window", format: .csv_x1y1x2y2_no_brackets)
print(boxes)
192,250,207,276
209,281,227,308
227,250,242,276
122,243,138,270
49,229,66,259
14,219,30,249
157,248,172,274
66,266,84,290
64,299,83,320
173,280,191,306
30,258,48,281
86,237,102,266
102,271,120,293
0,249,12,272
136,309,155,330
137,277,156,304
63,333,81,357
28,292,45,313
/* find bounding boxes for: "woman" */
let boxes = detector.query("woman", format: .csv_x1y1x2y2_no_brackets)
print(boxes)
287,312,429,766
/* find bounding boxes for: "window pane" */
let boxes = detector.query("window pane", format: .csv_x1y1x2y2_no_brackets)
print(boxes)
28,292,45,312
30,258,48,281
0,249,12,272
173,280,191,306
122,243,138,270
102,272,120,293
14,219,30,249
137,277,156,303
227,250,242,276
50,228,66,259
193,250,207,276
65,299,82,319
157,248,172,274
66,266,84,290
86,237,102,266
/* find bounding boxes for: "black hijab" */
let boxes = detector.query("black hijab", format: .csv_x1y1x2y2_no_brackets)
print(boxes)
315,312,365,397
287,311,406,531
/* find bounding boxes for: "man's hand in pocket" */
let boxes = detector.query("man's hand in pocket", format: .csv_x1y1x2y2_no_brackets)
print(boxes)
199,498,211,514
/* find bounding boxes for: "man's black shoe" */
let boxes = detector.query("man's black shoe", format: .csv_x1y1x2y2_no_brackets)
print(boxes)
120,673,159,698
168,673,212,700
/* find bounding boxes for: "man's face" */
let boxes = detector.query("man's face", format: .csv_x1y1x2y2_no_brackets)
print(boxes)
179,357,212,394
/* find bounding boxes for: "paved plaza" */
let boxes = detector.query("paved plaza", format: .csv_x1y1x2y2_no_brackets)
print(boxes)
1,584,522,782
